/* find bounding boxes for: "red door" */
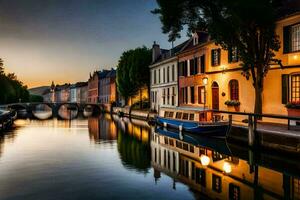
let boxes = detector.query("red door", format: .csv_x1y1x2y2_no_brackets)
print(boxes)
212,82,219,110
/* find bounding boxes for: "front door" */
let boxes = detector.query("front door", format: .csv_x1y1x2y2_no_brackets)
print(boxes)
212,82,219,110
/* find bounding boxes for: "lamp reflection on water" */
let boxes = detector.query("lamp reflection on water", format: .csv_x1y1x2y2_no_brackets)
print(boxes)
200,155,210,166
223,161,232,173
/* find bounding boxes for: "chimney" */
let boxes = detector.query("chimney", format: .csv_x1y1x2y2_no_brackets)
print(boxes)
152,41,161,63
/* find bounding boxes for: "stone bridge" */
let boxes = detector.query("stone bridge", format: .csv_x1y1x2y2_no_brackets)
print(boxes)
0,102,107,118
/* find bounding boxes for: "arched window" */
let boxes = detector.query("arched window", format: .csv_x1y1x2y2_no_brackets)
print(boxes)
229,80,239,101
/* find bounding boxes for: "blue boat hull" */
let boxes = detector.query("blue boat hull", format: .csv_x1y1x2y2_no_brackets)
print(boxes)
156,117,230,137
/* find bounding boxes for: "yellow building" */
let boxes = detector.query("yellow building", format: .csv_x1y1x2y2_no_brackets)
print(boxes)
176,12,300,124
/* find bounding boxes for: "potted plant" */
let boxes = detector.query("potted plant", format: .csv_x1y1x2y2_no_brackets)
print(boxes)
225,100,241,111
285,101,300,116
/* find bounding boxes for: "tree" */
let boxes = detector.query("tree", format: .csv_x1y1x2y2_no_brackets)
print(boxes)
0,59,4,75
153,0,284,115
117,47,152,106
117,50,139,105
129,47,152,108
0,60,29,104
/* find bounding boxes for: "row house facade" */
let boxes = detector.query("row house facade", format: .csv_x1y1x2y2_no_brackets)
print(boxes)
153,10,300,124
99,69,118,105
88,71,99,103
149,42,187,112
70,82,88,103
54,84,71,103
87,69,120,105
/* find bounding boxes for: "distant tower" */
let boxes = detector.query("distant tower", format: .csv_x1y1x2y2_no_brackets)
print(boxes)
50,81,55,103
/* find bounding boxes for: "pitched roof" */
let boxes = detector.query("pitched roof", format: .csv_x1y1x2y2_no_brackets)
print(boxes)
152,39,190,64
277,0,300,19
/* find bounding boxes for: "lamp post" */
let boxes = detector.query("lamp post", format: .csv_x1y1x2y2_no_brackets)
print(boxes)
202,77,208,110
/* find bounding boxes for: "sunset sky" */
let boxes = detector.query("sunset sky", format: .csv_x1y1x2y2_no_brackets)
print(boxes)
0,0,187,88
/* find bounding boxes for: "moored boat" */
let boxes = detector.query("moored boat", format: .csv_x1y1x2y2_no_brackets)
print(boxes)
156,107,231,137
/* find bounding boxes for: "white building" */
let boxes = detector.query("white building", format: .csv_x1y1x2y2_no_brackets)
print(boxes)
149,41,187,112
70,84,77,103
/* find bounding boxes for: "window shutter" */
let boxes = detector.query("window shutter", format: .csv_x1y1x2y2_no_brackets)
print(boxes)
281,74,289,104
201,55,205,73
211,49,214,66
283,26,291,54
218,52,221,65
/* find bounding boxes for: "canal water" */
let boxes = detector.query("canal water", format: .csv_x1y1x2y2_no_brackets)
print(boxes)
0,114,299,200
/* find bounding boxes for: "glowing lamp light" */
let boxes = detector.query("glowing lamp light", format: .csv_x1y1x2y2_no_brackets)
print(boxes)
293,55,299,60
202,77,208,86
223,162,232,173
200,155,210,166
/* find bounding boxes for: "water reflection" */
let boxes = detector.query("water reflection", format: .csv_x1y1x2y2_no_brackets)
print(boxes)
152,127,300,200
0,115,299,199
88,115,117,142
32,104,52,120
88,114,151,172
58,104,78,119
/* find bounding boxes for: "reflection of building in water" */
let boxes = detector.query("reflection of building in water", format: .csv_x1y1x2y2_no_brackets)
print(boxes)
104,114,152,172
151,129,300,200
88,115,117,142
113,116,150,144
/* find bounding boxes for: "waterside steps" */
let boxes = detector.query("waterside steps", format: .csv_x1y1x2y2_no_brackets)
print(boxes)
0,110,17,131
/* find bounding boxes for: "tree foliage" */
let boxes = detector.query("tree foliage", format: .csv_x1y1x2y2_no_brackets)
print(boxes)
153,0,285,114
0,60,29,104
116,47,151,105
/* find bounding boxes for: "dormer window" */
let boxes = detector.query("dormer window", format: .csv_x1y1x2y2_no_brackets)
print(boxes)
193,33,199,45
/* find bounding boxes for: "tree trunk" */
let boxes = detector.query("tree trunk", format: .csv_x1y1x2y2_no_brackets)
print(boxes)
140,88,142,109
254,86,263,115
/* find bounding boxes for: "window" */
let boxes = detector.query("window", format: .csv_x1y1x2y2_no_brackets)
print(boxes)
200,55,205,74
164,111,169,118
182,113,189,120
172,65,175,81
168,112,174,118
211,49,221,66
196,168,206,187
163,68,166,83
190,58,198,75
228,47,239,63
171,87,175,106
179,61,188,76
181,87,188,104
190,59,195,76
167,66,170,82
190,86,195,104
229,184,240,200
198,86,206,104
158,69,161,83
167,88,170,105
291,74,300,102
229,80,239,100
212,174,222,193
154,70,157,84
163,89,166,104
189,145,194,153
176,112,182,119
292,24,300,52
189,114,194,121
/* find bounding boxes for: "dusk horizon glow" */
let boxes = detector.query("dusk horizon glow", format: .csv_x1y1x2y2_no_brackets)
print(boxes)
0,0,187,88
